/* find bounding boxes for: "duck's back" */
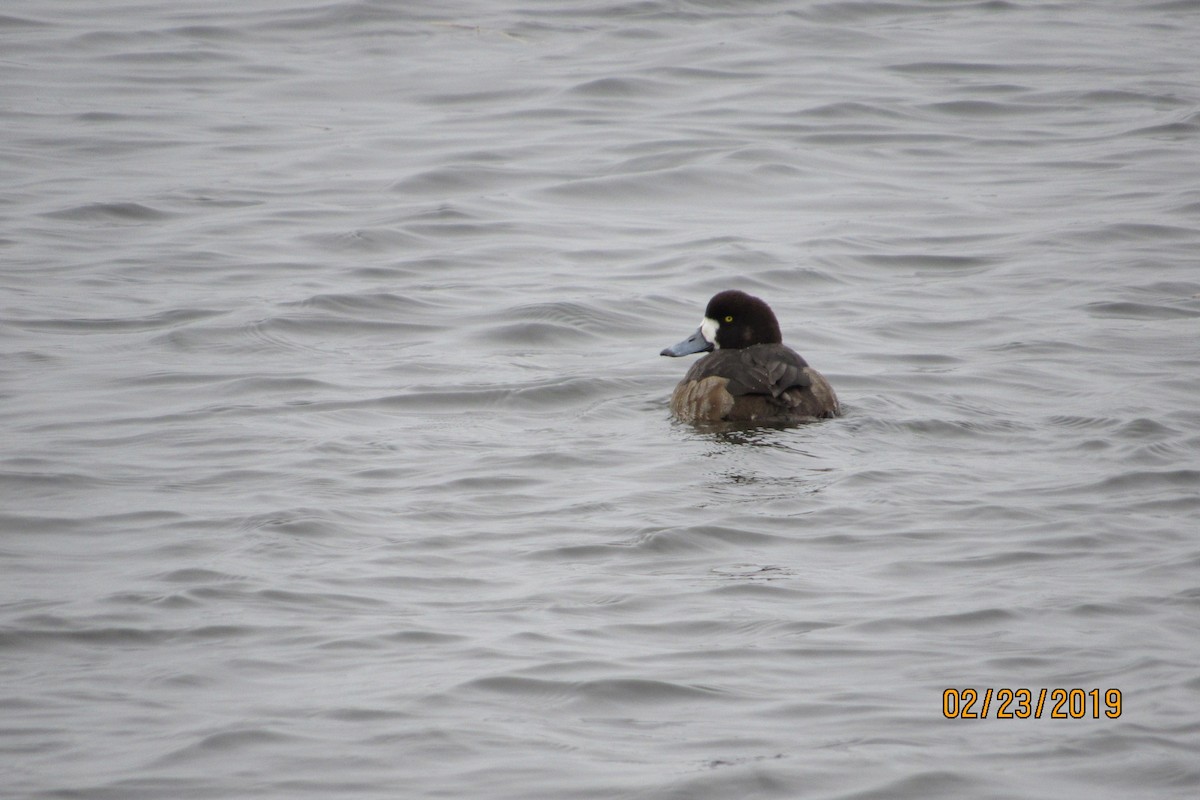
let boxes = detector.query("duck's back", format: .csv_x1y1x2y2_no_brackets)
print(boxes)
670,344,839,423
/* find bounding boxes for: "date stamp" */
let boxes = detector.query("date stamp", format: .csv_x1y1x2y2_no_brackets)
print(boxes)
943,688,1122,719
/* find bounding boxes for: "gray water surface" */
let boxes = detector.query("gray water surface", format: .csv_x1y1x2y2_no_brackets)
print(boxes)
3,1,1200,798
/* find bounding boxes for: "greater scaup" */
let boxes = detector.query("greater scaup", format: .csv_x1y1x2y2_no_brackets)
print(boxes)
660,290,840,424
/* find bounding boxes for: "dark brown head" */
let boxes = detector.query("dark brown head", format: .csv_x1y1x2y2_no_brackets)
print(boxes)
661,290,783,356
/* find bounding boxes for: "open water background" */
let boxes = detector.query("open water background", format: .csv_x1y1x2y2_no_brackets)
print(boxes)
3,1,1200,798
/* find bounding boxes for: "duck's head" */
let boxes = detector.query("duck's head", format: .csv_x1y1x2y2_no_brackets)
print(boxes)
660,290,783,357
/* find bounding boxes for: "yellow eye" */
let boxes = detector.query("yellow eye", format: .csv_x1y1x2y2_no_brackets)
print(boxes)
724,315,734,323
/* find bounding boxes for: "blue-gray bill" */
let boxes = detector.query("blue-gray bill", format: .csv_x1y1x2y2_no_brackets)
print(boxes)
660,328,713,357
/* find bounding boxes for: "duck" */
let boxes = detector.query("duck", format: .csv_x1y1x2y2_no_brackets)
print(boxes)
660,289,840,424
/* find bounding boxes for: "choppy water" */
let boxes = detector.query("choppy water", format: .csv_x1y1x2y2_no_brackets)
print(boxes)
3,1,1200,798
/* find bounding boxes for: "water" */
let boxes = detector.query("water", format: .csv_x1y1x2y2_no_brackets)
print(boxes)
3,1,1200,797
